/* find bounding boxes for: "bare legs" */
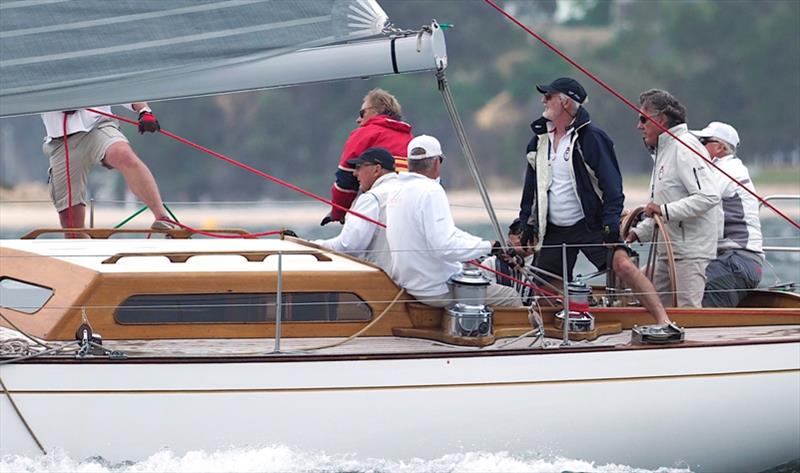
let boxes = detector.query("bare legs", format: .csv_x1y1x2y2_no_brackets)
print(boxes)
611,249,671,325
102,142,169,221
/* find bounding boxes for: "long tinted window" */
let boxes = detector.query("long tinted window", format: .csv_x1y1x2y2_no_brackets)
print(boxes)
115,292,371,324
0,278,53,314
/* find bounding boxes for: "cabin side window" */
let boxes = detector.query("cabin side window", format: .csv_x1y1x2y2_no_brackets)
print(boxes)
114,292,372,324
0,277,54,314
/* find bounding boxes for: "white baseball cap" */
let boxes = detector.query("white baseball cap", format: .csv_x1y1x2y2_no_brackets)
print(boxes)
407,134,443,160
691,121,740,148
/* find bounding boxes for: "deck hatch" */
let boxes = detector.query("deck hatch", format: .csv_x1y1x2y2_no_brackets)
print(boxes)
114,292,372,324
0,277,54,314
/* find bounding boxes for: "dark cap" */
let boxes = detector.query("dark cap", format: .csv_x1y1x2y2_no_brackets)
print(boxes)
509,218,523,235
536,77,587,104
346,147,395,171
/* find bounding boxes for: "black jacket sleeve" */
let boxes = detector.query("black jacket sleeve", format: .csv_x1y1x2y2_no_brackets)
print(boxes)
579,127,624,232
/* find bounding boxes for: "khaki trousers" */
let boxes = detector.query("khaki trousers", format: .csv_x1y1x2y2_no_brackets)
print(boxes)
653,258,710,308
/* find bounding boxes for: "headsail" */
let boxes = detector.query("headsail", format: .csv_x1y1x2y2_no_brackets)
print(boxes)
0,0,444,117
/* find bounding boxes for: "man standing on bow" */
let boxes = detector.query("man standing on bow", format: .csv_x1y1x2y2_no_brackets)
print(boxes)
387,135,522,308
313,147,400,273
519,77,670,324
40,104,175,231
627,89,720,307
691,122,764,307
322,88,413,226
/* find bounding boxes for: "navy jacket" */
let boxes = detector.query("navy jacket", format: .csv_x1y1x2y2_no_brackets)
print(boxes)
518,107,625,239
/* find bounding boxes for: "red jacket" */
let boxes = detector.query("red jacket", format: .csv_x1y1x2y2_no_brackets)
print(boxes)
329,115,413,221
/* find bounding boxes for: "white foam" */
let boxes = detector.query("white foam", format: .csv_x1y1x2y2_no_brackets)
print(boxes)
0,447,693,473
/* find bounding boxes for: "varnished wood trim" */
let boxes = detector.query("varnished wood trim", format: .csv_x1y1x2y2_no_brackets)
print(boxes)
102,250,331,264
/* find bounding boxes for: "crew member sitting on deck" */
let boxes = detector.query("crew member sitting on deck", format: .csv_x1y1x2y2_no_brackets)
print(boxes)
479,218,535,305
313,148,400,273
691,122,764,307
322,88,413,226
386,135,522,308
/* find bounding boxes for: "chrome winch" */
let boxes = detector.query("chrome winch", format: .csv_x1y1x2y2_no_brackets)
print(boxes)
444,268,493,337
553,280,595,332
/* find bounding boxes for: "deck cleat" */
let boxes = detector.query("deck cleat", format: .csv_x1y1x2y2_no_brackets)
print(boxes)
631,322,685,344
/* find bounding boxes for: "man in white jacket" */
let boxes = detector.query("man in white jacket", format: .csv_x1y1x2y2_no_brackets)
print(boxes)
386,135,522,308
627,90,721,307
691,122,764,307
313,147,399,273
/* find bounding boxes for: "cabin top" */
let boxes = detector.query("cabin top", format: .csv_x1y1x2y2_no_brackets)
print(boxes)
1,237,378,274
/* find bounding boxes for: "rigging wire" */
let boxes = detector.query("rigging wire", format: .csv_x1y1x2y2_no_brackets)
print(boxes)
483,0,800,232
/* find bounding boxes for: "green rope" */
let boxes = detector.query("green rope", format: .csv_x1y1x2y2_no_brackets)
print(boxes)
114,204,180,228
164,204,179,223
114,205,147,228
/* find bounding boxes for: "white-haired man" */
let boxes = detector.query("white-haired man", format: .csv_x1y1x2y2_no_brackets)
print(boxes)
386,135,522,308
692,122,764,307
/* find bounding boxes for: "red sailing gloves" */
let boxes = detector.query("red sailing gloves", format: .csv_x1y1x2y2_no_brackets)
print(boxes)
138,110,160,134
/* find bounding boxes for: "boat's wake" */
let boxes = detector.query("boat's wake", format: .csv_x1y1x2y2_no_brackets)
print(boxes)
0,446,692,473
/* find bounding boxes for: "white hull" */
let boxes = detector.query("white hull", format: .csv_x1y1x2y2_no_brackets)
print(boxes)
2,341,799,471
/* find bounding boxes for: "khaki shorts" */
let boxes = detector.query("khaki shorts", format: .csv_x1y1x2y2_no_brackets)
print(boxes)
44,118,128,211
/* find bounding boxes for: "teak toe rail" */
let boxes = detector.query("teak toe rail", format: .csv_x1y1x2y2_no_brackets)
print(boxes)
101,250,332,264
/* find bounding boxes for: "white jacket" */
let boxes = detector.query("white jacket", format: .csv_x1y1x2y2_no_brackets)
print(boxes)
713,154,764,256
313,173,399,273
632,124,721,260
386,173,491,297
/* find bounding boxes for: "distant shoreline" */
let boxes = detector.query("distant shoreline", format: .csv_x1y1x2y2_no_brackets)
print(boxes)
1,182,798,232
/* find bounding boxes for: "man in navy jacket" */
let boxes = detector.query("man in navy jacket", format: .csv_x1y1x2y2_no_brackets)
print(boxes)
519,77,670,323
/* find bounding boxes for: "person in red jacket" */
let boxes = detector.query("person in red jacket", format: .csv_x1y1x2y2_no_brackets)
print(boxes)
322,88,413,225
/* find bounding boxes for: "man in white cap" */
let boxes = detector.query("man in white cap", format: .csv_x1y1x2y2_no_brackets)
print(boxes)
692,122,764,307
386,135,522,307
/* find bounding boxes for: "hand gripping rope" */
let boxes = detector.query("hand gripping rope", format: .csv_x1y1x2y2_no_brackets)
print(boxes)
483,0,799,232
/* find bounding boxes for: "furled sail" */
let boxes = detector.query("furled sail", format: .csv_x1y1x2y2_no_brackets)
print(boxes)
0,0,446,117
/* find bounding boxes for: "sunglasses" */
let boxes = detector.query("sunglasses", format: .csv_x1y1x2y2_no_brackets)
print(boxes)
699,137,721,145
358,107,375,118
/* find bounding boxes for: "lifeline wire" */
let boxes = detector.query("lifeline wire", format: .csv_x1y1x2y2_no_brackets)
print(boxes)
86,108,386,229
483,0,800,232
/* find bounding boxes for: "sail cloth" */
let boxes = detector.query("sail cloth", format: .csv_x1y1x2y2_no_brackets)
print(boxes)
0,0,397,117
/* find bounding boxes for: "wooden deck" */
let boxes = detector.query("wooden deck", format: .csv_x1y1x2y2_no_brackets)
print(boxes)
4,325,799,359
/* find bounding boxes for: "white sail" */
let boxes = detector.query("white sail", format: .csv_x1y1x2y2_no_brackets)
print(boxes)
0,0,445,117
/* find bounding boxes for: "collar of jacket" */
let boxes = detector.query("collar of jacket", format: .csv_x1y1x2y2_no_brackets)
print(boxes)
656,123,689,148
362,114,413,133
529,106,591,136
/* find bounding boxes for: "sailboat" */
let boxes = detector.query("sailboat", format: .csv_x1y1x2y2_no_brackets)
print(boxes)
1,1,798,471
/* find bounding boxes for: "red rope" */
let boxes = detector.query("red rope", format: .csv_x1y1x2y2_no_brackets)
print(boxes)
483,0,800,232
86,108,386,229
62,113,74,229
469,259,561,299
